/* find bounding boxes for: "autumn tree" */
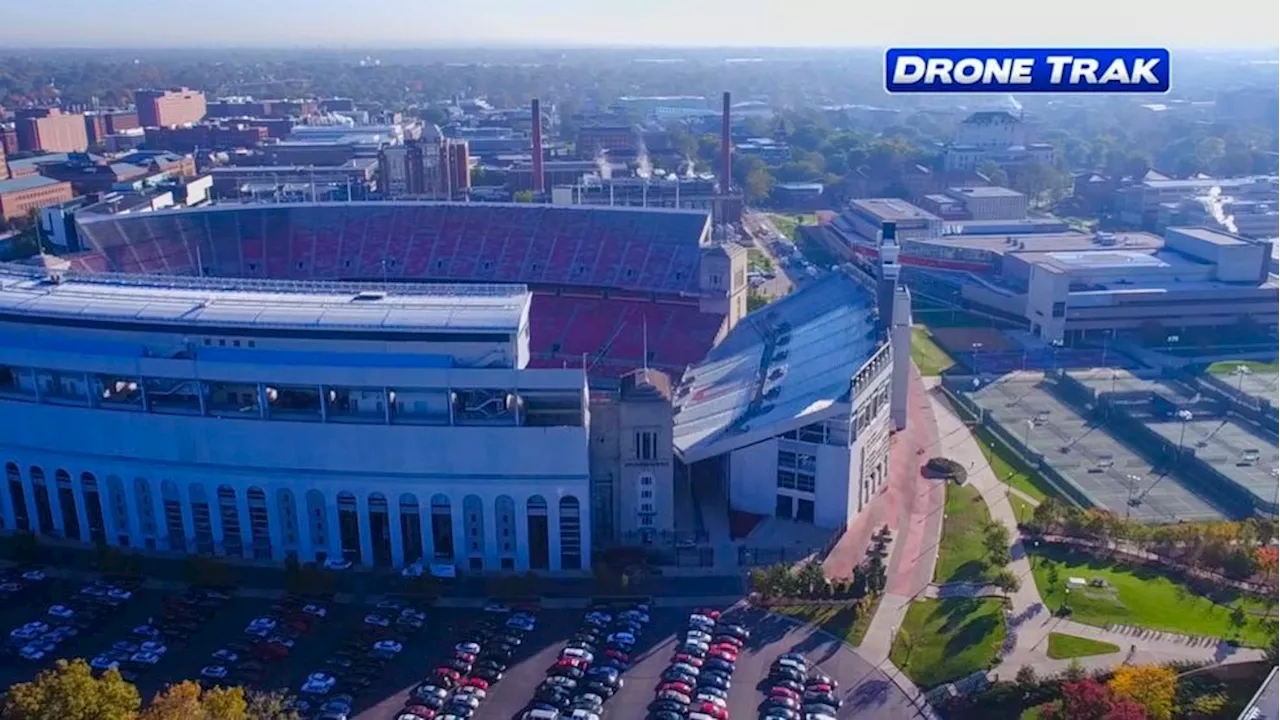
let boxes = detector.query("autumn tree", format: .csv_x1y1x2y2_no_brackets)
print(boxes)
1,659,141,720
1040,678,1147,720
1108,664,1176,720
244,690,300,720
140,681,246,720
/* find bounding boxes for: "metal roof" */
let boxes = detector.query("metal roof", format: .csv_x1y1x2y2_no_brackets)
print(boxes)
673,273,881,461
0,176,65,194
0,264,528,334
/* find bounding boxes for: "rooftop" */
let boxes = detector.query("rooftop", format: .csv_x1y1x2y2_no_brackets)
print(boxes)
920,231,1163,254
1169,226,1250,246
673,272,880,461
0,264,529,334
0,176,66,194
850,198,941,223
948,186,1025,199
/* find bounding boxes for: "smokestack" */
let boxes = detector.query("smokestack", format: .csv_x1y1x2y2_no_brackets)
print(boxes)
531,98,545,194
720,91,732,194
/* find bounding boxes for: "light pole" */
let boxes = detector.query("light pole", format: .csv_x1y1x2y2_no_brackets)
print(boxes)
1024,418,1034,450
1050,339,1063,373
1110,369,1120,396
1269,468,1280,517
1175,409,1194,463
1101,329,1114,367
1233,364,1252,394
972,342,984,375
1125,473,1141,520
1165,334,1179,354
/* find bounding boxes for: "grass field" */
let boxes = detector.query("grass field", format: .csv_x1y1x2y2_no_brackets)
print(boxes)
1028,545,1276,647
1010,495,1036,525
1045,632,1120,659
934,482,994,584
911,326,955,376
974,426,1065,503
771,595,881,647
889,598,1007,687
748,248,774,273
767,213,818,241
1207,360,1279,375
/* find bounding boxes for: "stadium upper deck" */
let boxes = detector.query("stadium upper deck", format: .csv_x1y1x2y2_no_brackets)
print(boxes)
70,202,711,295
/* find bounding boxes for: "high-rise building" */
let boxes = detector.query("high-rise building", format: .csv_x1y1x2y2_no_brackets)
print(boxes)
135,87,208,127
378,138,469,199
15,108,89,153
0,143,8,180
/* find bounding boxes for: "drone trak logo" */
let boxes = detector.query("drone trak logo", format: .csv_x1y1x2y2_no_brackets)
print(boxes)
885,48,1171,94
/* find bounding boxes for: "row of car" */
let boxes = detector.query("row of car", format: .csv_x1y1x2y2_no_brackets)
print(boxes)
296,596,428,720
86,584,231,680
197,591,332,694
0,566,49,606
758,653,841,720
399,602,538,720
520,600,649,720
8,574,140,665
647,608,749,720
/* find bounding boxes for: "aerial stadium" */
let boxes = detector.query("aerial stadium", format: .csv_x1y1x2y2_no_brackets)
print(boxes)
0,201,903,574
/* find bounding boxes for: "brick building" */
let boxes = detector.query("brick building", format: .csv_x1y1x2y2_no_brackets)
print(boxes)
0,143,7,180
145,123,267,152
84,110,140,145
15,108,89,153
135,87,207,127
575,124,637,159
0,176,74,221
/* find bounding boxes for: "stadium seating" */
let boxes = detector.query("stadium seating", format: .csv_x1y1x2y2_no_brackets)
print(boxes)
72,203,710,294
65,203,725,380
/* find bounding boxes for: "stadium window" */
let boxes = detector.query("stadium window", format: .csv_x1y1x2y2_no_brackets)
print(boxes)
296,261,304,270
218,340,226,347
551,343,561,353
778,450,797,469
640,503,653,513
777,470,797,490
639,474,653,486
641,516,653,527
635,432,658,461
501,558,515,570
203,339,211,346
344,260,352,268
482,261,492,270
799,423,825,444
248,341,255,348
233,340,241,348
641,490,652,499
1052,302,1066,318
796,473,816,494
469,557,482,570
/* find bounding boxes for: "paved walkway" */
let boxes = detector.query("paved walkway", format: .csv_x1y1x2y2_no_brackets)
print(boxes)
925,388,1267,679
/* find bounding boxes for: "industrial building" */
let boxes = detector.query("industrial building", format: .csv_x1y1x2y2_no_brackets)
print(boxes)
135,87,208,128
0,176,75,222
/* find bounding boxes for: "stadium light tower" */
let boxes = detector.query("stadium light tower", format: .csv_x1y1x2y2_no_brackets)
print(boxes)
1125,473,1141,520
1175,409,1194,462
1233,364,1252,393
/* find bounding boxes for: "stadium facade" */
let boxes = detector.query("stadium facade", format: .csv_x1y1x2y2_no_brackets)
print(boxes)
0,202,901,573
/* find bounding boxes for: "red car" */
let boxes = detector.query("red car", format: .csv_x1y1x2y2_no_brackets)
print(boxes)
671,653,703,667
432,668,461,686
770,687,801,700
697,701,729,719
808,683,833,694
696,608,722,620
402,705,437,720
709,648,738,662
461,678,489,691
556,657,586,669
659,681,694,696
252,643,289,661
455,652,476,664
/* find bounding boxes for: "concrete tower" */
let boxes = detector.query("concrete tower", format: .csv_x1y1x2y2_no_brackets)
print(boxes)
876,221,901,333
890,285,912,431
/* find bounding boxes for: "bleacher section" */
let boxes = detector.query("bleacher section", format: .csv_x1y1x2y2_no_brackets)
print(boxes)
70,202,709,294
527,295,725,378
64,202,724,382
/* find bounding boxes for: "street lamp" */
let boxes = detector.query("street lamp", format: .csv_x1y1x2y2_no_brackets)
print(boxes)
1233,364,1253,394
1175,409,1194,463
1110,370,1120,396
1101,329,1114,367
1165,334,1179,354
972,342,984,375
1050,339,1064,373
1125,473,1142,520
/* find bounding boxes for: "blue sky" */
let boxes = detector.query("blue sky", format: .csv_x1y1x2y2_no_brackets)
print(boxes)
3,0,1277,48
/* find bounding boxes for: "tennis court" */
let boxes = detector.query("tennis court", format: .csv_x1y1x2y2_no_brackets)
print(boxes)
967,372,1227,523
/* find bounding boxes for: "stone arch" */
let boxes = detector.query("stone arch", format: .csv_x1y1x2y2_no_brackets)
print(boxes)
559,495,582,571
526,495,550,571
429,493,453,561
160,480,184,552
399,493,423,565
246,486,271,560
5,463,27,532
188,483,214,553
80,472,105,543
216,485,243,557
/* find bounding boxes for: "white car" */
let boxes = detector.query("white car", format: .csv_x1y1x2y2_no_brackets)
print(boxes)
21,570,46,582
19,645,47,661
363,614,391,628
323,558,353,571
132,625,161,639
585,611,611,625
805,715,838,720
303,604,328,618
400,608,427,622
456,642,481,655
686,630,713,644
606,632,636,646
201,665,228,679
620,610,650,624
483,603,511,614
401,562,425,578
48,625,78,642
130,651,162,665
506,616,535,632
561,647,593,663
373,640,403,655
0,582,22,592
697,694,728,708
47,604,75,619
90,655,120,671
140,641,167,655
376,600,404,612
212,649,239,663
450,695,481,711
107,587,132,601
456,686,487,701
301,672,337,695
247,617,278,630
10,622,49,640
267,636,295,648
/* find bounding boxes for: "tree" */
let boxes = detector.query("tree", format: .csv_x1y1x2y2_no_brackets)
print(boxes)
141,682,247,720
1041,678,1147,720
990,568,1022,593
977,160,1010,187
982,521,1013,568
244,691,299,720
1015,665,1039,693
1185,693,1227,719
2,659,141,720
795,560,826,597
1108,664,1176,720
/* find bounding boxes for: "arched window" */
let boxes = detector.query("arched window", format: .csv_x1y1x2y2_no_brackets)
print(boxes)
559,496,582,571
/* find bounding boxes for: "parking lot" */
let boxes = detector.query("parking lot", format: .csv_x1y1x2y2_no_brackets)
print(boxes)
967,372,1226,522
0,573,922,720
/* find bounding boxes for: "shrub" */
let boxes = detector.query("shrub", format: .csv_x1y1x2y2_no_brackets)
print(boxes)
925,457,967,483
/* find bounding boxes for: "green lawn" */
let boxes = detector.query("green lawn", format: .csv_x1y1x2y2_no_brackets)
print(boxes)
934,482,993,584
889,598,1007,687
1207,360,1279,375
974,426,1064,503
1028,545,1276,647
771,595,881,647
911,326,955,376
1045,632,1120,659
747,248,774,273
1010,495,1036,525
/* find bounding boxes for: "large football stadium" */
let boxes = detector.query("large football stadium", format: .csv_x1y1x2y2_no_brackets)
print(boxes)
0,202,896,573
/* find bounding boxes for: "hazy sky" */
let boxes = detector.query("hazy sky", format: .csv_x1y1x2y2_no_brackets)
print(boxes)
3,0,1278,49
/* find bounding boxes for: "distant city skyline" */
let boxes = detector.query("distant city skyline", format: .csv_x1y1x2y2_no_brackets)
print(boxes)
2,0,1278,49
